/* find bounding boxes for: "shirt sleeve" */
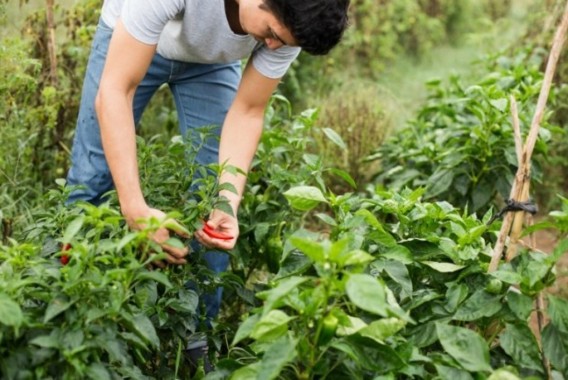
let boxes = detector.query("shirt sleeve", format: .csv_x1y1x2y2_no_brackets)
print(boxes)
120,0,184,45
251,45,301,79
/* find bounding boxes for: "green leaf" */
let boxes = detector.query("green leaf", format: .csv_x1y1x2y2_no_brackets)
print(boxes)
232,314,261,346
435,365,474,380
445,283,468,313
408,322,437,348
218,182,238,195
336,315,368,336
499,323,543,373
358,318,406,344
257,334,298,380
548,295,568,333
315,212,338,226
332,336,405,372
131,314,159,348
215,201,235,217
542,324,568,376
134,271,173,288
284,186,327,211
355,209,397,247
0,294,23,327
322,127,347,149
229,363,260,380
31,333,59,348
275,252,312,279
489,98,508,112
491,270,522,285
346,274,388,317
289,237,326,263
458,225,487,246
101,339,129,365
250,310,294,343
63,215,85,243
436,323,492,372
422,261,465,273
453,290,502,321
487,368,521,380
164,237,185,249
381,245,413,264
163,219,191,236
343,250,375,266
44,295,74,323
426,169,454,198
257,276,308,313
328,168,357,189
327,237,350,265
381,260,413,295
86,363,111,380
506,292,533,321
117,233,137,251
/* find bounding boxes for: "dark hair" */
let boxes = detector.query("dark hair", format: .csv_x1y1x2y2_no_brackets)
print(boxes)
263,0,350,55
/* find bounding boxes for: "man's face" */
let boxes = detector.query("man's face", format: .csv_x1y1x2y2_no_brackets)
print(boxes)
238,0,296,50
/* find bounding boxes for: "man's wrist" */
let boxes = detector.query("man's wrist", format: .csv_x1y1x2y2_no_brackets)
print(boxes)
120,198,149,222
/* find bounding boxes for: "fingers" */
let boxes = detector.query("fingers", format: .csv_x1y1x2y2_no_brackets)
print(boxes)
195,224,237,250
150,227,189,265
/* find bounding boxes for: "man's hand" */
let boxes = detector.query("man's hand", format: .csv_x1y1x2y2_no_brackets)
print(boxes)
195,210,239,250
125,207,190,267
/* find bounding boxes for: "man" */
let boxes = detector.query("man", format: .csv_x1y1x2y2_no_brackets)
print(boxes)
66,0,349,368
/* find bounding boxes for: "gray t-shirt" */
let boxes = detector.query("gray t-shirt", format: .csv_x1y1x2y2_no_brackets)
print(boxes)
101,0,301,79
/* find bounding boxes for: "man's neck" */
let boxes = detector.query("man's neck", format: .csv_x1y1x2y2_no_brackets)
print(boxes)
224,0,245,35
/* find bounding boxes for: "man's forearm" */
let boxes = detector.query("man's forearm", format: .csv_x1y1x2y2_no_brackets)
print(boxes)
217,106,264,213
96,89,147,217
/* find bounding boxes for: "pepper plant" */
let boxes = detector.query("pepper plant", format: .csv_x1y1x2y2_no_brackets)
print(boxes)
0,134,230,379
207,186,566,379
373,48,560,213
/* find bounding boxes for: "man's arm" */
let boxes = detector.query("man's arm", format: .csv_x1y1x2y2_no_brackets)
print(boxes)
96,19,188,264
195,61,282,250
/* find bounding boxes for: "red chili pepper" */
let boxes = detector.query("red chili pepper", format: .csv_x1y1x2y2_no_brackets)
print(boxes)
203,223,233,240
60,243,71,265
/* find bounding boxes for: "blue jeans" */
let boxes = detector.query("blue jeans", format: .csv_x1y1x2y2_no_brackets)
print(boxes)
67,19,241,324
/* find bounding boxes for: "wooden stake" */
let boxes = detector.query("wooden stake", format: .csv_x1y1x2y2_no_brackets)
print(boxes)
506,181,531,261
488,0,568,272
510,96,523,165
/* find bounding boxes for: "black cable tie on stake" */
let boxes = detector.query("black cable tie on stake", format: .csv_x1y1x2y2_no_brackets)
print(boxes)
487,199,538,226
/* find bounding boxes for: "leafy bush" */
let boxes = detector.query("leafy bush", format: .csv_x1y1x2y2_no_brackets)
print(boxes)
372,48,558,213
0,0,183,237
0,133,233,379
2,100,567,378
209,186,567,379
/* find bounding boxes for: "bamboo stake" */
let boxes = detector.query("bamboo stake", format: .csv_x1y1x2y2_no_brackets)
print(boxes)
523,0,568,162
506,181,531,261
505,96,529,261
488,0,568,272
510,97,523,164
